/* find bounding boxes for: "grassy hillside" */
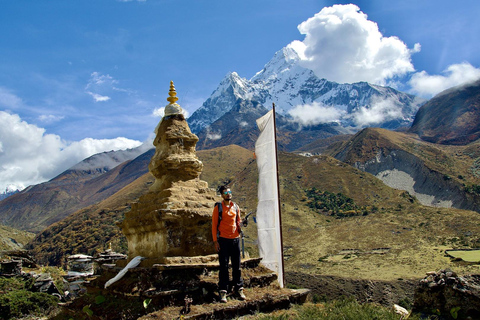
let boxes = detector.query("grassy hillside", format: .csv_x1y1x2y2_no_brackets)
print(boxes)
235,151,480,280
27,143,480,281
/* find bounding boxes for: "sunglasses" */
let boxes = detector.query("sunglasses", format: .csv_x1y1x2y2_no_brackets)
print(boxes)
223,191,232,195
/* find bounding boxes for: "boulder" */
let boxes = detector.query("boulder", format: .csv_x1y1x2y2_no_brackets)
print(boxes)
414,269,480,319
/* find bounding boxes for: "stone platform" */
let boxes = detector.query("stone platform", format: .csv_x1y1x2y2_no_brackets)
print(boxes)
140,287,310,320
56,257,309,319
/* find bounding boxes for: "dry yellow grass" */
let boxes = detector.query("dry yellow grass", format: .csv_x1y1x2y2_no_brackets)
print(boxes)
27,141,480,281
236,150,480,281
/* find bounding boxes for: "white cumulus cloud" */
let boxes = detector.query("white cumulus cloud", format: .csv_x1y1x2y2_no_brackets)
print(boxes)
0,111,142,192
206,131,222,140
153,107,165,118
351,97,403,127
291,4,418,85
288,102,345,126
87,91,111,102
409,62,480,97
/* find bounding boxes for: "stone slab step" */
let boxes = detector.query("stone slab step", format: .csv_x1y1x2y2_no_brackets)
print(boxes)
151,257,263,271
114,256,262,269
138,287,310,320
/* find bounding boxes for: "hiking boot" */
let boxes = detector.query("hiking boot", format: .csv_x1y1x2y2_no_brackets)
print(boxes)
219,290,227,303
237,288,246,300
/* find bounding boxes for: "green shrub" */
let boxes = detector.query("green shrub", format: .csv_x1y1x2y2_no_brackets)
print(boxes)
0,289,59,320
465,184,480,195
0,277,32,292
397,296,412,310
304,187,366,218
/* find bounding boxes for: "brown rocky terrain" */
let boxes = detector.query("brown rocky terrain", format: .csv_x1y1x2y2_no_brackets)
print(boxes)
324,127,480,212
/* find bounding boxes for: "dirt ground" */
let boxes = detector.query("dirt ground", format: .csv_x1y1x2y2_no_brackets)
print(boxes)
285,271,417,308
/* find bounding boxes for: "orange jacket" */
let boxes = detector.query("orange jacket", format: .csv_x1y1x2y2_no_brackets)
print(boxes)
212,201,241,242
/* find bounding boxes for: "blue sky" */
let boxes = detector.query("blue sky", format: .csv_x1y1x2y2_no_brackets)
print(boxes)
1,0,480,191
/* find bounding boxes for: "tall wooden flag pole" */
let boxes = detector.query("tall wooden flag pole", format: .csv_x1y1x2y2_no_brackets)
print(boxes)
255,103,285,288
272,103,285,288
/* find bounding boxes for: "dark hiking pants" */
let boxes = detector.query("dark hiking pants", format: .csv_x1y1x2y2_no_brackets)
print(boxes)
218,237,244,291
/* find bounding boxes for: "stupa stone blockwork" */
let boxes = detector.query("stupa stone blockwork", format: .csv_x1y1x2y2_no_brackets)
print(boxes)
120,81,217,262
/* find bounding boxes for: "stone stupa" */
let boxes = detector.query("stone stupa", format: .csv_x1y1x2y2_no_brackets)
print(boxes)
58,82,310,319
120,81,217,264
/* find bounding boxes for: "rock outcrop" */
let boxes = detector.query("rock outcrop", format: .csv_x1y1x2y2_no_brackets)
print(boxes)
355,148,480,212
120,82,217,262
331,128,480,213
414,269,480,319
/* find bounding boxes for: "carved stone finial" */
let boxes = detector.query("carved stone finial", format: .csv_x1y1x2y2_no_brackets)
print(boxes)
164,81,183,117
167,80,179,104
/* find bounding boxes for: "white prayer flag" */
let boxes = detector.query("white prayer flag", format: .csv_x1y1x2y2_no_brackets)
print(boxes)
255,109,284,288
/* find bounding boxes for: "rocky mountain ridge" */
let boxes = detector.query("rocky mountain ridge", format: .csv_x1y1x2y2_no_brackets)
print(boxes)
195,98,346,152
188,45,424,136
325,127,480,212
0,148,154,233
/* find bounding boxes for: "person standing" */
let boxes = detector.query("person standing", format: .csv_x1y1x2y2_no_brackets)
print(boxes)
212,185,246,303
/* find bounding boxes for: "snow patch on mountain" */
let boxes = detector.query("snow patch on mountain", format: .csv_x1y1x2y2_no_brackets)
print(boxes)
71,142,153,172
188,45,425,134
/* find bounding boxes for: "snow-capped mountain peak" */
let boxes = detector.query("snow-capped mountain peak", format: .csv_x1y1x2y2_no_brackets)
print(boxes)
252,45,303,81
188,45,424,134
210,72,250,100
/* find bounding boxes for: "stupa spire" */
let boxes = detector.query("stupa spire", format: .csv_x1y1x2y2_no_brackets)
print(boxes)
164,80,184,117
167,80,179,104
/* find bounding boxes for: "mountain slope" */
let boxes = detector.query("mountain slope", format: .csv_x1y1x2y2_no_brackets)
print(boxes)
0,148,154,233
196,98,348,152
27,145,480,282
325,127,480,211
196,99,269,150
27,145,255,266
295,134,354,155
409,79,480,145
0,190,18,201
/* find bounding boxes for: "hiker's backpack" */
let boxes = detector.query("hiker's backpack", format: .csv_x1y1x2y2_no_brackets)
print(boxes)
215,201,240,237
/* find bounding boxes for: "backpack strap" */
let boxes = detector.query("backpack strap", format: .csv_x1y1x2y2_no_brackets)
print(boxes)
215,202,223,228
215,202,222,239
